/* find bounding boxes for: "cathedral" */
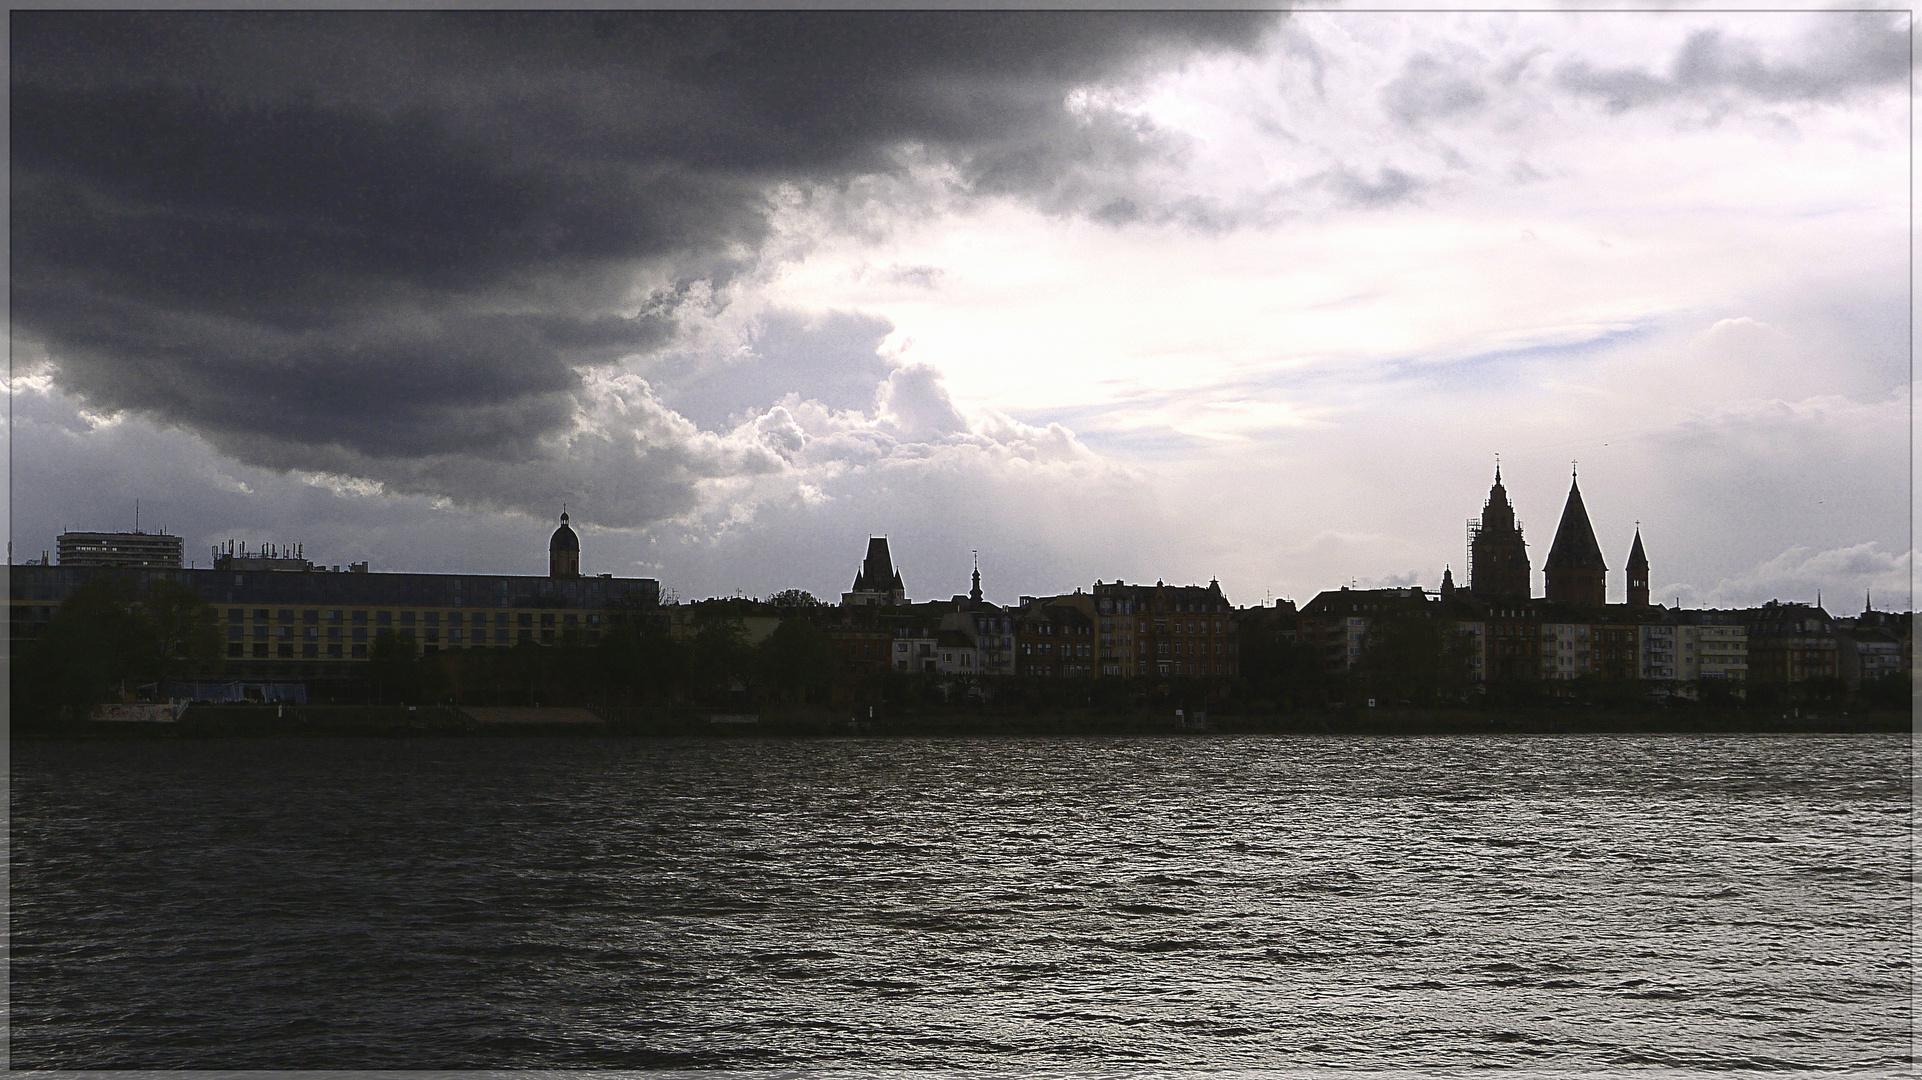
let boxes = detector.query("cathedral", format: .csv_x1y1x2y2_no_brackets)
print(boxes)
1465,464,1649,610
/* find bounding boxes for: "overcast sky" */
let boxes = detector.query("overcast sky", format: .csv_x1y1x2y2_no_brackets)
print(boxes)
9,9,1912,613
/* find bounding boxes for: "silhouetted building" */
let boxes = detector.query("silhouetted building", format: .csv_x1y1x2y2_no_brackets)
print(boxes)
1015,602,1095,677
1299,586,1434,675
1742,601,1838,684
1837,625,1903,688
57,529,183,569
1469,466,1531,600
842,537,907,606
13,521,657,680
1543,472,1607,609
549,511,580,578
1625,529,1650,608
1088,579,1237,677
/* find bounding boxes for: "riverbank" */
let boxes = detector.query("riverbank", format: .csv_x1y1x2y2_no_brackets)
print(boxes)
14,702,1910,739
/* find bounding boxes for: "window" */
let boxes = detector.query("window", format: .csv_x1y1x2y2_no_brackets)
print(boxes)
352,644,368,658
228,626,243,640
253,643,269,658
518,613,533,628
495,629,509,643
563,614,578,627
447,612,463,627
400,612,416,627
254,626,268,641
304,626,319,640
425,612,439,627
352,628,367,642
278,644,294,658
496,613,510,627
353,610,368,625
326,626,341,641
278,609,294,623
303,610,319,624
377,611,392,627
253,609,269,621
228,608,244,622
227,643,243,658
327,610,342,624
450,628,463,643
326,644,342,659
425,629,440,644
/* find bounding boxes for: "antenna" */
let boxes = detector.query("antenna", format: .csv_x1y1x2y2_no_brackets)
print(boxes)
135,499,140,533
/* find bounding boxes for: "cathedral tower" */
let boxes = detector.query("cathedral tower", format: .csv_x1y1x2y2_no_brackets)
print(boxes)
1543,472,1606,608
1625,528,1649,608
1469,464,1531,600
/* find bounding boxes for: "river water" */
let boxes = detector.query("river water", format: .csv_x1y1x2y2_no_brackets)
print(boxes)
9,734,1912,1073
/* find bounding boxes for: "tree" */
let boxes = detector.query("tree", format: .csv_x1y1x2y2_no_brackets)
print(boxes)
141,577,224,682
766,589,823,610
368,630,421,704
694,623,754,699
14,574,227,727
758,618,839,701
1354,612,1473,705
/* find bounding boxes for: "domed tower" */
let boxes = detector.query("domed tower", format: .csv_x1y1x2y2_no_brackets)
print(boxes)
1543,471,1606,609
1469,463,1531,600
549,510,580,579
1625,527,1649,608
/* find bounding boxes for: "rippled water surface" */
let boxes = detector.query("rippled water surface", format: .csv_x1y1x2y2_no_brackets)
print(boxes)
10,734,1912,1072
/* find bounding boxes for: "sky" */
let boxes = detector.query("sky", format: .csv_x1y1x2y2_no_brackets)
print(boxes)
9,9,1913,614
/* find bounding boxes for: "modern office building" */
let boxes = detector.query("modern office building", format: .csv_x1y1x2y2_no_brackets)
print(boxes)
56,529,184,569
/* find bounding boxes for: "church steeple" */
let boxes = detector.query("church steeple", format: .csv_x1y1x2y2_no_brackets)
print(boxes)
1544,467,1606,608
1625,526,1649,608
970,550,983,605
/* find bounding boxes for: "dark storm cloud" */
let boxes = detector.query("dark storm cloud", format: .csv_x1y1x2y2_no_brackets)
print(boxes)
11,10,1278,522
1555,16,1909,113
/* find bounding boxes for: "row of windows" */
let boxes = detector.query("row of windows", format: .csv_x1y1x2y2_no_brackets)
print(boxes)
1021,642,1094,657
225,629,587,659
1147,619,1230,635
1147,640,1235,656
225,625,587,645
226,608,600,629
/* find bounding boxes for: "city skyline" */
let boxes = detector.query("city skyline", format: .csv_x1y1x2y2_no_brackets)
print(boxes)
10,10,1911,615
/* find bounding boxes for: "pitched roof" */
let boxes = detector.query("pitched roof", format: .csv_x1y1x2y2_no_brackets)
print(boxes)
1626,529,1647,570
1543,478,1607,572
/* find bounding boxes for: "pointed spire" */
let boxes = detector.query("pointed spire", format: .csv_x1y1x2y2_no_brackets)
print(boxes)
1545,476,1605,572
1544,472,1606,607
1627,527,1647,570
